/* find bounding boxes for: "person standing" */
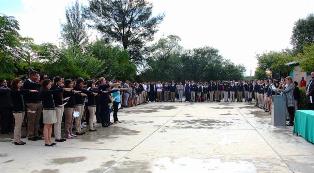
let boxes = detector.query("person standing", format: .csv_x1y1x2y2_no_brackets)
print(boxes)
300,77,307,88
230,82,236,102
11,79,39,145
63,79,77,139
306,72,314,110
176,82,184,102
86,80,98,131
293,81,301,110
209,82,214,102
203,83,209,102
74,78,87,135
51,77,66,142
237,82,244,102
191,82,197,102
184,81,191,102
170,82,176,102
223,82,229,102
156,82,163,102
23,71,43,141
280,77,295,126
40,79,63,146
111,83,123,124
0,80,13,134
98,77,112,127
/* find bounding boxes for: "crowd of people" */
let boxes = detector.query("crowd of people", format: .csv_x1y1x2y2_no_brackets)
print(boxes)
1,70,314,146
0,71,148,146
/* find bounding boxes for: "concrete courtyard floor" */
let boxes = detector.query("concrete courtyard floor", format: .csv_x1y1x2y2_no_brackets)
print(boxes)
1,102,314,173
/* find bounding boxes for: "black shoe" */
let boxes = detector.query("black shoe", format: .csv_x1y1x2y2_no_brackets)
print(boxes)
75,132,85,135
14,141,26,145
34,136,43,140
51,143,56,146
102,124,110,127
89,129,97,132
114,121,122,124
55,139,66,142
287,123,294,126
28,137,37,141
45,143,54,147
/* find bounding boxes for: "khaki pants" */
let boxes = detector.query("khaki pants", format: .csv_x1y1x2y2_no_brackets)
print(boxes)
74,105,84,133
13,112,24,142
54,106,64,140
88,106,96,130
237,91,243,102
210,91,214,102
215,91,220,101
178,90,184,101
64,107,74,136
26,103,42,138
224,91,229,102
230,91,235,102
204,93,208,101
157,91,162,102
191,91,196,102
170,92,176,102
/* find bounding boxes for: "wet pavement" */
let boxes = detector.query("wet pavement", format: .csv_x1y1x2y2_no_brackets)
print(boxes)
1,102,314,173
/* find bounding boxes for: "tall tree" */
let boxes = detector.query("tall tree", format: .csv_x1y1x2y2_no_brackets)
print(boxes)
291,14,314,54
297,44,314,72
85,0,164,63
0,15,21,79
0,15,20,56
255,51,293,79
61,1,88,48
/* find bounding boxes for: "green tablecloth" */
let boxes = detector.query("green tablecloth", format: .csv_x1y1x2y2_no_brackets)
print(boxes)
293,110,314,143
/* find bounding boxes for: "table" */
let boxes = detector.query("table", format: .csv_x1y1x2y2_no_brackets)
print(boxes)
293,110,314,144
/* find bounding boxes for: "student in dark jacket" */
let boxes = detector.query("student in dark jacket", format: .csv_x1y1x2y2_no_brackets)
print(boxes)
98,77,112,127
294,81,301,110
23,71,42,141
73,78,88,135
10,79,37,145
0,79,13,134
184,82,191,102
40,79,63,146
63,79,78,139
51,77,66,142
170,82,176,102
86,80,98,131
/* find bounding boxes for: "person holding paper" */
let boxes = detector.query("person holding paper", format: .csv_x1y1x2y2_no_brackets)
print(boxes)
280,76,295,126
306,72,314,109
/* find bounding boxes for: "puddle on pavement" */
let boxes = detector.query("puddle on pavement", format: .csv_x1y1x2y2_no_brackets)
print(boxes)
51,156,86,165
80,126,140,142
123,120,154,126
123,105,176,114
2,159,14,163
211,107,234,109
106,161,151,173
88,160,117,173
31,169,59,173
171,119,233,129
152,157,257,173
0,153,8,157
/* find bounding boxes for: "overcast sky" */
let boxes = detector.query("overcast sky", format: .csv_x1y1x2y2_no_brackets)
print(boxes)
1,0,314,75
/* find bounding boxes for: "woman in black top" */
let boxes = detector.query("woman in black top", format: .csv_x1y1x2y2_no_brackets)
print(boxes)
86,80,98,131
10,79,37,145
40,79,63,146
